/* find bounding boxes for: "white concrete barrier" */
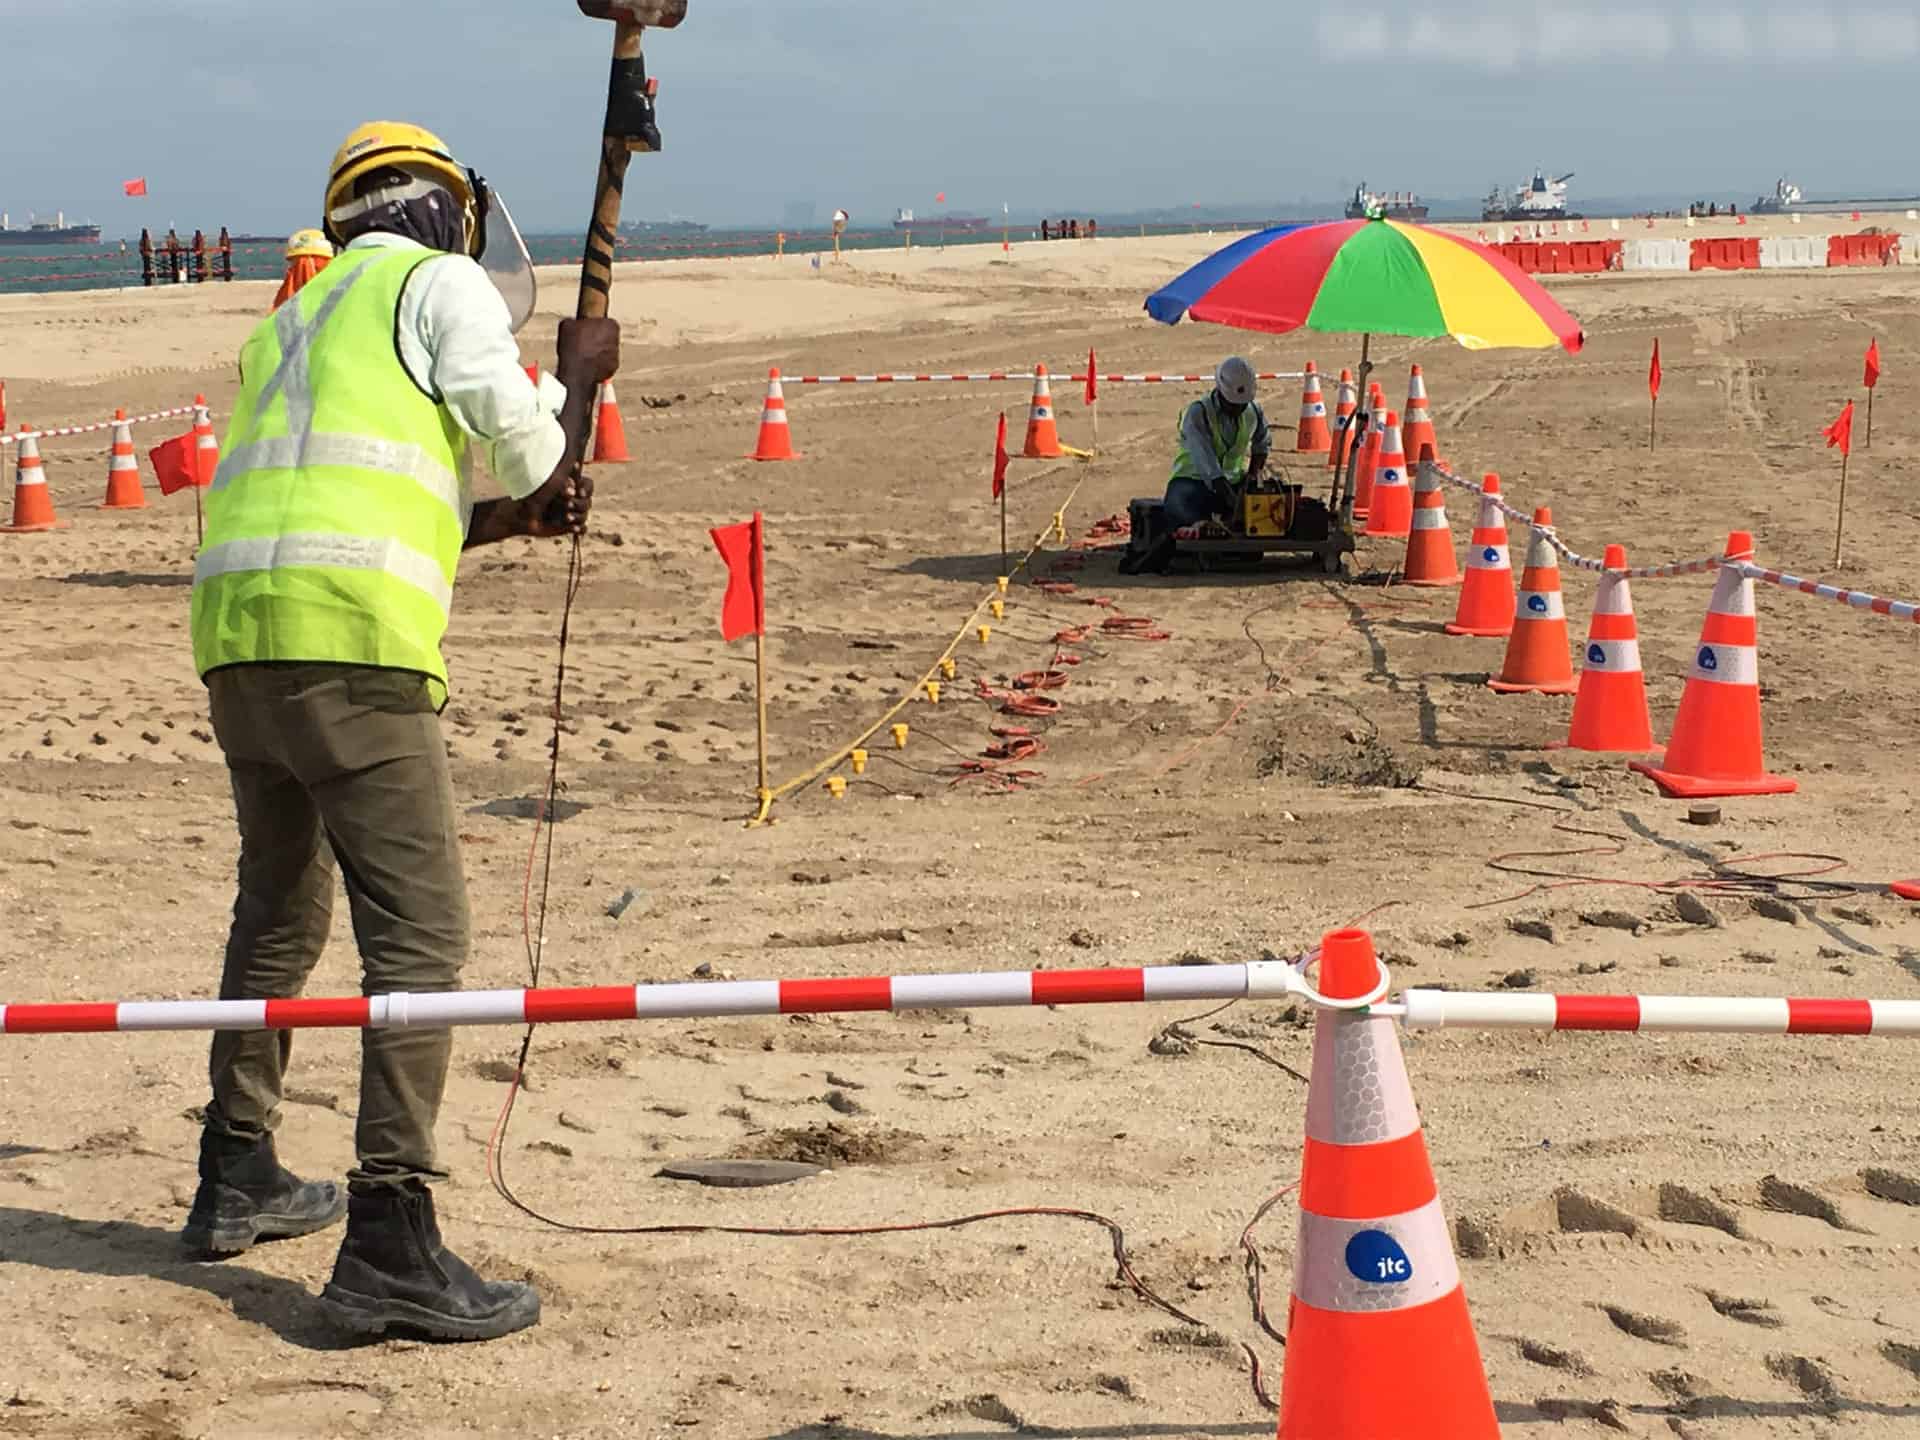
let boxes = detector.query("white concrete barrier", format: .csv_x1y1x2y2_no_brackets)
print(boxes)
1901,235,1920,265
1759,234,1825,269
1621,238,1690,272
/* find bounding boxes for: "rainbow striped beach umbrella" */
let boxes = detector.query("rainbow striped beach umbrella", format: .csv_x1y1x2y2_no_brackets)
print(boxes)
1145,216,1585,353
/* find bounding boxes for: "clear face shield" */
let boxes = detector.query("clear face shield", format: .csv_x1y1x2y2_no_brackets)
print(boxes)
469,175,536,336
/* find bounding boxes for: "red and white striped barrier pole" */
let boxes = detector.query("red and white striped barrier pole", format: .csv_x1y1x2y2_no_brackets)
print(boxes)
6,963,1918,1039
1391,989,1920,1036
1739,563,1920,624
0,961,1310,1036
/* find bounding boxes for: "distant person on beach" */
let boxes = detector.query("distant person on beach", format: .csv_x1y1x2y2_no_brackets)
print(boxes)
270,228,333,312
1121,356,1270,573
184,119,618,1343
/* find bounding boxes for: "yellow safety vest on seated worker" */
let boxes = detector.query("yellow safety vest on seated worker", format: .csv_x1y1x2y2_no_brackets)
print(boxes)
1170,396,1258,485
191,247,472,709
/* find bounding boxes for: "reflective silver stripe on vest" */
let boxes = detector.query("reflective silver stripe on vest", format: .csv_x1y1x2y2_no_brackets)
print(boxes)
1292,1197,1459,1314
194,531,453,613
251,259,381,447
215,433,462,519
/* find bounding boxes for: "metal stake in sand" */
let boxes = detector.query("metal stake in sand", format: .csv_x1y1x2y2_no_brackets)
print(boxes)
1824,399,1855,567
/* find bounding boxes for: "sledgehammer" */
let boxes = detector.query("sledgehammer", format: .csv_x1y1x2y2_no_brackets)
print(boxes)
574,1,687,322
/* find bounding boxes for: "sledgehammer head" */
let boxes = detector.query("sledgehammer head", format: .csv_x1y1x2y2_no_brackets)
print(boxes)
577,0,687,24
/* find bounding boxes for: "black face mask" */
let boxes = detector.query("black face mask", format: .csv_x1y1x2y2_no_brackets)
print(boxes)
334,168,467,256
1214,390,1247,423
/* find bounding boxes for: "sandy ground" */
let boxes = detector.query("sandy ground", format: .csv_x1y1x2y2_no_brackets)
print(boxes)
4,228,1920,1440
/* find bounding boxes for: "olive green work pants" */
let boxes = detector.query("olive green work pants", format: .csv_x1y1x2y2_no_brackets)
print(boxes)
203,662,469,1188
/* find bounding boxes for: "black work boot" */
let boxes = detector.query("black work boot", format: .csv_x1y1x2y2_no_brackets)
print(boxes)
182,1128,347,1257
319,1182,540,1342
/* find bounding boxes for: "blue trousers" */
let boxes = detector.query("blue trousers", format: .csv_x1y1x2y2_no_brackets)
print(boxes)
1165,475,1229,528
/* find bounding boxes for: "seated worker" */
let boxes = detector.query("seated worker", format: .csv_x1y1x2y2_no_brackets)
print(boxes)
1121,356,1271,574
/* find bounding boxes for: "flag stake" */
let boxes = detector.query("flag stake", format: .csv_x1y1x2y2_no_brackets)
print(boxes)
1649,392,1657,452
1865,385,1874,451
753,626,770,803
1835,448,1849,568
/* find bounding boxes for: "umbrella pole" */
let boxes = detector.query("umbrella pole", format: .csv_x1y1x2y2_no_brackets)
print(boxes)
1337,332,1372,534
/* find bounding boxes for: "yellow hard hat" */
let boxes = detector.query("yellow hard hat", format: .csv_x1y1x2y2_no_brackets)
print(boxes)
285,228,332,261
323,120,478,253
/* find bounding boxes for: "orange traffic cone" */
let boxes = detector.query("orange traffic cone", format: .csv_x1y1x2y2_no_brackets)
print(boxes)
1352,401,1386,522
1021,362,1063,458
1445,474,1515,637
1327,367,1357,471
1630,532,1796,798
1557,545,1656,752
1403,364,1437,462
3,430,65,532
591,382,630,463
747,368,800,461
1400,446,1459,586
1488,508,1576,694
1362,410,1413,538
191,394,218,479
99,409,147,509
1295,362,1331,453
1277,927,1500,1440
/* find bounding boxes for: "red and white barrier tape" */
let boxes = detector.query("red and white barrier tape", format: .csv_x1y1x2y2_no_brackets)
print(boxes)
2,403,202,447
1429,462,1727,577
1739,563,1920,624
1392,989,1920,1036
0,961,1304,1035
782,371,1303,386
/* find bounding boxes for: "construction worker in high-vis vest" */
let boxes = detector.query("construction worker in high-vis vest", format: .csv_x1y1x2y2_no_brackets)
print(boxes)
184,121,619,1342
1121,356,1271,574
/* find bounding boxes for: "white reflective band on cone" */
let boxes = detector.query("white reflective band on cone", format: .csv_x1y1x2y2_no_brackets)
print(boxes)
760,410,787,425
1708,565,1756,617
1689,643,1758,685
1582,638,1641,671
1411,506,1448,530
1524,534,1558,569
1467,543,1510,570
1593,576,1634,615
1303,402,1326,416
1518,589,1566,621
1033,406,1053,419
1374,466,1406,487
1293,1198,1458,1313
1305,1013,1420,1145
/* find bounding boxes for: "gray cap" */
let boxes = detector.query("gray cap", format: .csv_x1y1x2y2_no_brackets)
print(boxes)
1215,355,1256,406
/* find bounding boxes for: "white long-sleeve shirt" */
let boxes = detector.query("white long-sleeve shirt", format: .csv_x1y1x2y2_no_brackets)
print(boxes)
347,232,567,507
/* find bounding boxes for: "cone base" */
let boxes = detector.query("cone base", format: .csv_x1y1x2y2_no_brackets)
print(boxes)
1628,761,1798,798
100,495,148,510
746,451,802,462
1892,879,1920,901
1297,441,1332,455
1278,1289,1499,1440
1444,621,1512,637
1022,445,1062,459
2,519,68,533
1488,677,1577,695
1403,573,1462,588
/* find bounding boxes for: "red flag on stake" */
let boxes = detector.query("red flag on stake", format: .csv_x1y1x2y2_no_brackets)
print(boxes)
1084,348,1097,408
708,512,765,642
1824,400,1854,455
1864,339,1881,389
1649,339,1662,398
149,430,212,495
992,411,1009,499
122,178,148,198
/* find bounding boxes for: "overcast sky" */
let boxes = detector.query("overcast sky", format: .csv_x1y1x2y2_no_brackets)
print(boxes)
4,1,1917,234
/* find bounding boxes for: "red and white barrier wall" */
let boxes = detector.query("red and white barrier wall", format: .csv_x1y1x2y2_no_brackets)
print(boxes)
1494,232,1908,277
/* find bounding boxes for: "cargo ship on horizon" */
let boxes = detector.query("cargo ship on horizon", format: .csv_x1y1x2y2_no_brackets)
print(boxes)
0,211,102,246
893,208,990,232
